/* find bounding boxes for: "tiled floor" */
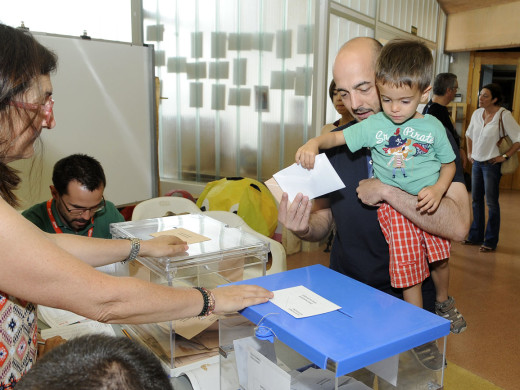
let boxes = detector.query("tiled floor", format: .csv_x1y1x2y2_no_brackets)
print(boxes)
286,189,520,390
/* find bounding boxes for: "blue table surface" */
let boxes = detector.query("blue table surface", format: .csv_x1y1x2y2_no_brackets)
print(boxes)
226,264,449,377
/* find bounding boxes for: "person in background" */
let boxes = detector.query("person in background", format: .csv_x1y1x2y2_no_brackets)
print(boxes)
16,334,173,390
320,79,354,134
23,154,124,274
23,154,124,239
0,23,272,388
422,73,467,169
278,37,470,371
464,83,520,252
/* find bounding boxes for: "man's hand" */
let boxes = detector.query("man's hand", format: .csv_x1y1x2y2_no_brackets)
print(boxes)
356,178,388,206
278,192,312,235
417,185,444,213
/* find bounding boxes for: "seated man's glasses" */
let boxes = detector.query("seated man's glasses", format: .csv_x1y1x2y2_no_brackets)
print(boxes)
9,98,54,124
60,196,106,216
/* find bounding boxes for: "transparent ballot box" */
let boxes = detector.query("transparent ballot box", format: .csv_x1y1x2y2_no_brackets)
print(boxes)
110,214,268,376
219,265,449,390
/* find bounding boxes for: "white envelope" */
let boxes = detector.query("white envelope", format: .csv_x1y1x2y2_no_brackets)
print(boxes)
273,153,345,202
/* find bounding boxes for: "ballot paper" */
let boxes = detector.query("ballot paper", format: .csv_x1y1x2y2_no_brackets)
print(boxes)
41,321,115,340
247,346,291,390
290,367,371,390
150,228,211,244
270,286,341,318
38,305,86,328
272,153,345,203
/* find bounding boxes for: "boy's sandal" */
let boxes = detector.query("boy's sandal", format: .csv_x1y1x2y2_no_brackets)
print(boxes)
461,240,480,246
479,245,495,252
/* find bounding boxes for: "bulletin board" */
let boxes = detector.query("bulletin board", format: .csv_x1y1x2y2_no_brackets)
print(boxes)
12,32,157,209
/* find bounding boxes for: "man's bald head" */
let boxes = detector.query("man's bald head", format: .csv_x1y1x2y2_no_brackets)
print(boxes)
336,37,382,73
332,37,383,122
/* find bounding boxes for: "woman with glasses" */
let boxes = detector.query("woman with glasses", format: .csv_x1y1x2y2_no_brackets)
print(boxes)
0,23,272,387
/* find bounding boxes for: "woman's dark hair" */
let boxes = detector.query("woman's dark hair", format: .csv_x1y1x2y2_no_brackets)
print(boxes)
481,83,503,106
0,23,57,206
328,79,336,102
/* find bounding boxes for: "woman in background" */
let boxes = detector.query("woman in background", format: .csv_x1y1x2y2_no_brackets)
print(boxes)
0,23,272,388
464,83,520,252
320,80,354,134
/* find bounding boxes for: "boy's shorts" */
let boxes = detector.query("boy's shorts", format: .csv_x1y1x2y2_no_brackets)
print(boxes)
377,203,451,288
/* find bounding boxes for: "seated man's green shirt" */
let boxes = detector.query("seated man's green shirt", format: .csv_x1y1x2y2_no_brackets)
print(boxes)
22,199,125,238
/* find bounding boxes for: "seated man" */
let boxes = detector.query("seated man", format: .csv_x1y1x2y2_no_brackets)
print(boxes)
16,334,173,390
23,153,124,238
23,154,124,273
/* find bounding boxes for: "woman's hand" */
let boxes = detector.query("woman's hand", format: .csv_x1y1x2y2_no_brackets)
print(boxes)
139,235,189,258
212,285,273,314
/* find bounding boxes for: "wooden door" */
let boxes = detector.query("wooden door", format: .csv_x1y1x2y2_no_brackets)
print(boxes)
466,52,520,189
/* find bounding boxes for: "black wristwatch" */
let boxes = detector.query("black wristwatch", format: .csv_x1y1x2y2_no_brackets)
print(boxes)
502,154,509,160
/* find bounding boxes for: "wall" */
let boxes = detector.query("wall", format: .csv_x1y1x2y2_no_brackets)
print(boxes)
449,52,471,103
445,1,520,52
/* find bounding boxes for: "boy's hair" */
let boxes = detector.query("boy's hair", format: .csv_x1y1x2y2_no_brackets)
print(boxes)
375,39,433,92
432,72,457,96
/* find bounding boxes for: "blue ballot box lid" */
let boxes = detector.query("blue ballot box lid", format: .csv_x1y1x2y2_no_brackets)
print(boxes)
226,264,450,377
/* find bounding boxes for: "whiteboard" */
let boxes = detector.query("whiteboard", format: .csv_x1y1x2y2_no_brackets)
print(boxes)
12,33,157,209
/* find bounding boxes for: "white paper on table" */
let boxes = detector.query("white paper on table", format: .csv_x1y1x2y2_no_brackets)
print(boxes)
270,286,341,319
37,305,87,328
247,346,291,390
272,153,345,202
182,361,219,390
234,336,277,390
41,320,116,340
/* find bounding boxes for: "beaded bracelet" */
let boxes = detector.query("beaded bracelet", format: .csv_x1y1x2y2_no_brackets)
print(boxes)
194,287,216,317
121,238,140,264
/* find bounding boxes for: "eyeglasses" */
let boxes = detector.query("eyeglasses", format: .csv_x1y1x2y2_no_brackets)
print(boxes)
59,196,106,216
9,98,54,123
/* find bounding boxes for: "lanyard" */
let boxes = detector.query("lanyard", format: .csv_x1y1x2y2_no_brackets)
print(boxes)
46,199,94,237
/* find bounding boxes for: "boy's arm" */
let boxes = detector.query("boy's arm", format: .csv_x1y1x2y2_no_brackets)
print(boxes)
295,131,345,169
417,161,456,213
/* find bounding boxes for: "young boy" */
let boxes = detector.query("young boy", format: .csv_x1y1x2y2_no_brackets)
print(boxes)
297,39,466,334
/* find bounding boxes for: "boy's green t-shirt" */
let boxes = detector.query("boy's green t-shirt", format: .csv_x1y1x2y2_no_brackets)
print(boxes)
343,112,456,195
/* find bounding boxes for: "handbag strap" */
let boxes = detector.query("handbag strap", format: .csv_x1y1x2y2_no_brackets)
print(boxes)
498,109,505,138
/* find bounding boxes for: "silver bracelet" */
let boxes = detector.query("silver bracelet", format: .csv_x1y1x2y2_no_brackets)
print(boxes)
121,238,140,264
